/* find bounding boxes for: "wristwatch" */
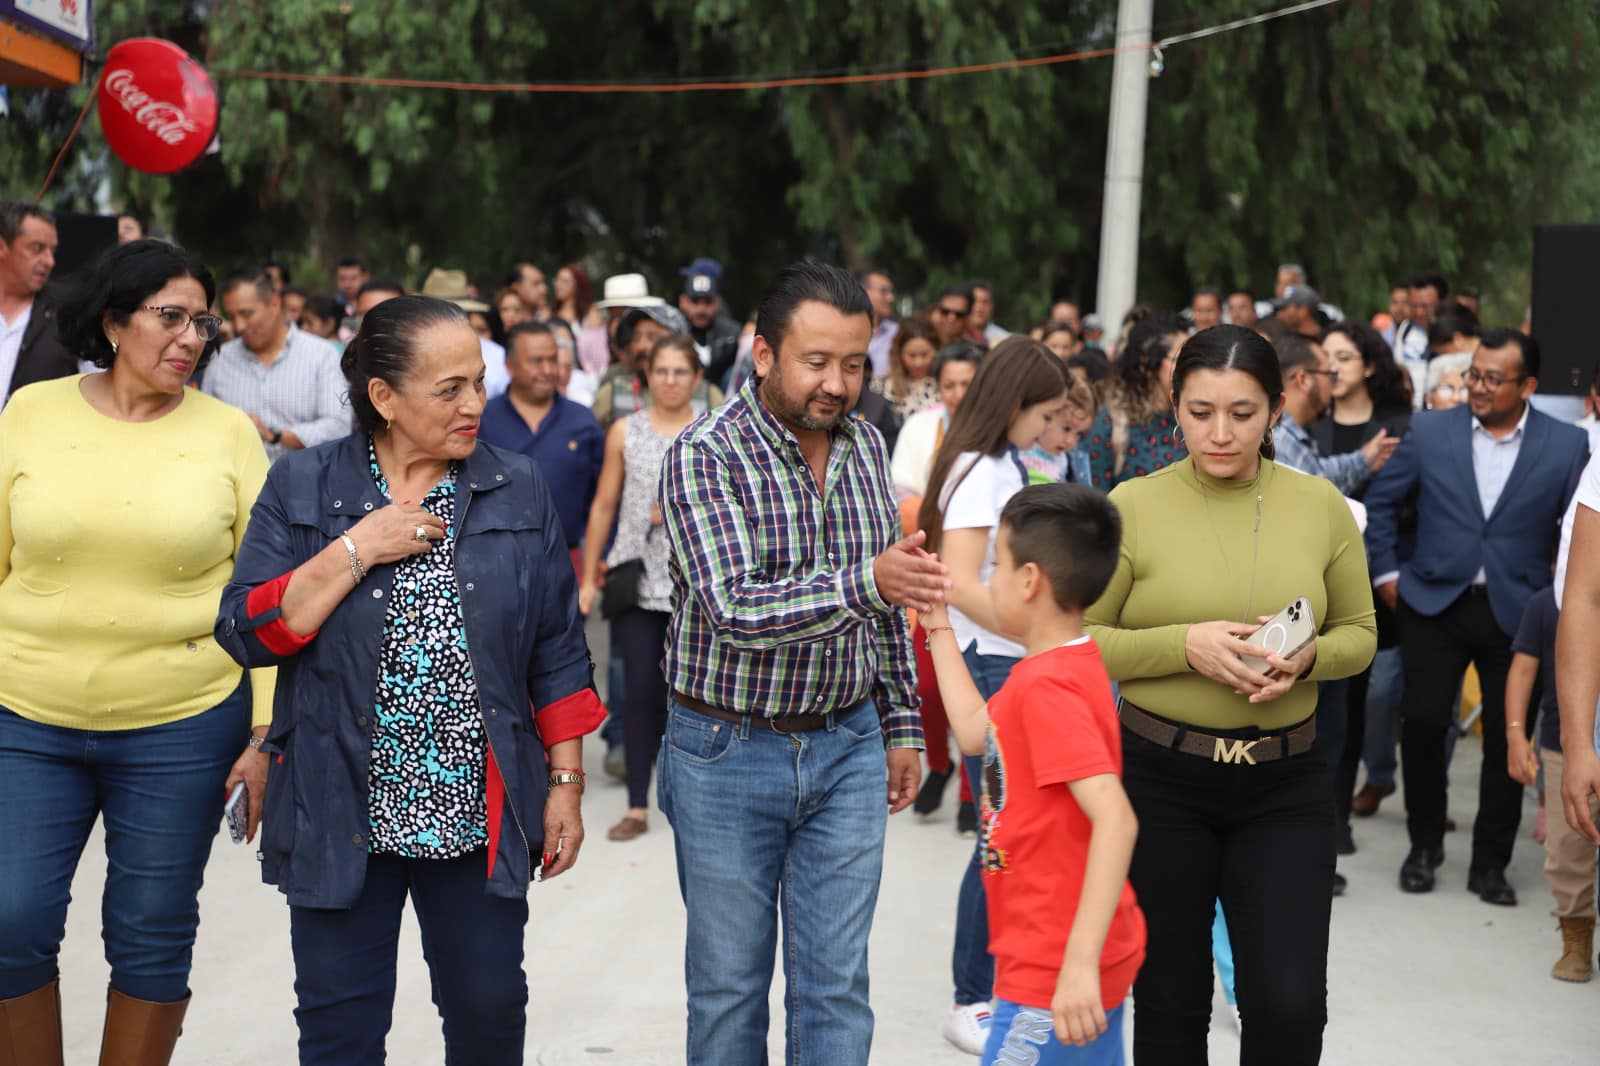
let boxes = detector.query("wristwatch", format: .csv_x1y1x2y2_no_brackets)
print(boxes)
267,428,282,444
247,734,267,752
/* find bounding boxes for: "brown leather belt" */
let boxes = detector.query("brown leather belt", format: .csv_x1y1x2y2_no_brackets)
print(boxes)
1119,700,1316,765
673,690,835,733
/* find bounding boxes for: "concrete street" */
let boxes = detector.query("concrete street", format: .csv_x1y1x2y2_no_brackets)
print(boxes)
55,729,1595,1064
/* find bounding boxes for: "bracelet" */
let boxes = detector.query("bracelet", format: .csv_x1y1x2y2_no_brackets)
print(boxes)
339,533,367,584
923,625,954,651
1505,721,1524,730
247,734,266,752
548,769,585,791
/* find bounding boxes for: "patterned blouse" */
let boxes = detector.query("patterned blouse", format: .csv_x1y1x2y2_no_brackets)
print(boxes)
605,413,676,614
870,374,941,421
364,440,488,859
1085,407,1181,491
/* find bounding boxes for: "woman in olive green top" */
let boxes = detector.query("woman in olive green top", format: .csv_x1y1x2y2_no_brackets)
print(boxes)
1086,325,1376,1065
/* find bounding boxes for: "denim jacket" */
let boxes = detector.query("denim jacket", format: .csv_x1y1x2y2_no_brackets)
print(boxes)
216,434,598,908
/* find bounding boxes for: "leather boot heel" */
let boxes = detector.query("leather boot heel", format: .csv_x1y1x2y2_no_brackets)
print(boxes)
0,979,63,1066
100,987,190,1066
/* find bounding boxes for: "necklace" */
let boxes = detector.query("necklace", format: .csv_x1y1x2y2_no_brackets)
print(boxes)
1198,465,1266,623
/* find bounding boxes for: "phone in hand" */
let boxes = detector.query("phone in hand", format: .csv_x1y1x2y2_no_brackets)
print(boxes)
224,782,248,844
1239,597,1316,676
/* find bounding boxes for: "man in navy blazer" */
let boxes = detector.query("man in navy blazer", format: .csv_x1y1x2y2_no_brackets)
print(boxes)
1365,328,1588,905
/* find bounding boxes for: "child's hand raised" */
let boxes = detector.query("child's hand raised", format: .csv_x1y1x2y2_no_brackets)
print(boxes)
1051,960,1108,1047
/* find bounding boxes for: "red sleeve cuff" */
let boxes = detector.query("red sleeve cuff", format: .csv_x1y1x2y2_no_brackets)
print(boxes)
532,689,607,747
245,571,318,656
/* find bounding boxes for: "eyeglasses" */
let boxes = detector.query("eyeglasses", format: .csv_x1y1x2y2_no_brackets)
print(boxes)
141,305,223,341
651,366,697,381
934,306,969,318
1464,367,1527,390
1303,368,1340,380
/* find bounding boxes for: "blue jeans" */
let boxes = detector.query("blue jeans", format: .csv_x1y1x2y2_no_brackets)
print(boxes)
658,698,888,1066
0,684,250,1002
289,850,529,1065
953,644,1020,1006
1360,648,1403,787
983,1000,1126,1065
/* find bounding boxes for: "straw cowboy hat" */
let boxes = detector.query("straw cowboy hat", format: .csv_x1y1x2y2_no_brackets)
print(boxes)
592,272,667,311
420,268,490,314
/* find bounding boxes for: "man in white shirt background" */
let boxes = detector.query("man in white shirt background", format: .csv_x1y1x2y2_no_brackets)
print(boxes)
0,201,74,412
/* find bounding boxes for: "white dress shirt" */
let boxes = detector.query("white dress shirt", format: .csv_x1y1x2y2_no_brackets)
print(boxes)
201,325,354,461
0,301,33,413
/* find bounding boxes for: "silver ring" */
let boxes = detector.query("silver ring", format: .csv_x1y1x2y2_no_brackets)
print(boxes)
414,526,428,542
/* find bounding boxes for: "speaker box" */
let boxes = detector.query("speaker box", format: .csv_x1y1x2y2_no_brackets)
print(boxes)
50,213,118,280
1531,223,1600,396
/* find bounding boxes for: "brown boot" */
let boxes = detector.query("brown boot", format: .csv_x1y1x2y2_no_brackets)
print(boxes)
99,987,189,1066
0,980,63,1066
1552,916,1596,983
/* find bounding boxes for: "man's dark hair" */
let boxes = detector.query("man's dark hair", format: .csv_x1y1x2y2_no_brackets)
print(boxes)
220,267,275,302
969,279,994,296
1457,286,1480,303
358,276,406,299
755,260,872,355
1228,286,1253,302
1480,327,1541,380
854,267,891,287
1192,285,1223,304
264,259,291,285
58,239,216,369
1272,332,1321,378
1411,271,1449,300
999,483,1122,612
937,283,974,311
336,254,369,273
282,284,309,301
0,201,56,243
505,261,539,287
1427,309,1480,349
505,320,554,348
302,293,342,324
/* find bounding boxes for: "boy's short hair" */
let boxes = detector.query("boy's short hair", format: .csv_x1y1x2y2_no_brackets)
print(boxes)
999,483,1121,612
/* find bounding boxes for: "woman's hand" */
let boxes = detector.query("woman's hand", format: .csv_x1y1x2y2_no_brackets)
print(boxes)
347,503,446,567
1507,729,1540,787
578,582,598,617
1184,621,1271,695
1252,638,1318,704
540,783,585,881
223,729,270,843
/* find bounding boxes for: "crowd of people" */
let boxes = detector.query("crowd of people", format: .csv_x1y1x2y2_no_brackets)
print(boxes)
0,195,1598,1066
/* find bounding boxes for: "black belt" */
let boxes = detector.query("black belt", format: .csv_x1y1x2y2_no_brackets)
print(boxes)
673,690,835,733
1119,700,1316,765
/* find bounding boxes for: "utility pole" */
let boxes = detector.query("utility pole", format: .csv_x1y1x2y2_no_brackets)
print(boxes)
1094,0,1155,349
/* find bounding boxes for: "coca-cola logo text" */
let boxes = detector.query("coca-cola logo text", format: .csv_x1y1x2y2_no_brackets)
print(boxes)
104,69,201,146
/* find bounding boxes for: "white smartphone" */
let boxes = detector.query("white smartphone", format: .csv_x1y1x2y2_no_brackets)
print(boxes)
224,782,248,844
1239,597,1316,675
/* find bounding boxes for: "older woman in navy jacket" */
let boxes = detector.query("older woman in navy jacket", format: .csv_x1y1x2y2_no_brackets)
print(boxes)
216,295,603,1065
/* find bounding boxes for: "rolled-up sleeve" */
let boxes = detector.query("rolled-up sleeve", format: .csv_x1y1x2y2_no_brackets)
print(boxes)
217,469,312,670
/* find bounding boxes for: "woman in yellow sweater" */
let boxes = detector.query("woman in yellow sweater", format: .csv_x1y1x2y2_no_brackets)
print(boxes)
1086,325,1376,1065
0,240,274,1065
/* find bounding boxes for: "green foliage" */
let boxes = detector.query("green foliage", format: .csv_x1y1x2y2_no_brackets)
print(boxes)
2,0,1597,326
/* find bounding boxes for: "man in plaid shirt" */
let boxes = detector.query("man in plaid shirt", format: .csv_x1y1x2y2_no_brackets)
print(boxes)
659,260,950,1065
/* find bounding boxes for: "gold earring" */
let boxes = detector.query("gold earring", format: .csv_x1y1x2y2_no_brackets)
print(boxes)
109,336,119,354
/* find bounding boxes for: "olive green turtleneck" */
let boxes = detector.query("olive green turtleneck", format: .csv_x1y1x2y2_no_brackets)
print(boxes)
1086,456,1377,731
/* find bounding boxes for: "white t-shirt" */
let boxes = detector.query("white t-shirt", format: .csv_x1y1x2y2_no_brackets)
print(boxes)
939,449,1026,658
1555,429,1600,609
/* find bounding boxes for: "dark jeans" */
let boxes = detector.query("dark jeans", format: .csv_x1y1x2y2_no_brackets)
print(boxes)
1397,592,1519,871
290,850,529,1065
612,608,670,809
1122,721,1333,1065
952,644,1019,1006
0,685,250,1002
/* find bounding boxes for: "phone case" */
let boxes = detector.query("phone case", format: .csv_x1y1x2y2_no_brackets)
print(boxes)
1239,597,1316,675
224,783,248,844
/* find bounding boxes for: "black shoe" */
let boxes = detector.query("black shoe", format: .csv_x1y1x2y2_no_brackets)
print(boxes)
956,800,977,836
914,767,953,817
1399,846,1444,893
1337,822,1356,856
1332,871,1347,897
1467,867,1518,906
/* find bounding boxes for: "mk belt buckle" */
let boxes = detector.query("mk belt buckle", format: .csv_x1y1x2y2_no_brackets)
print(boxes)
1211,736,1260,765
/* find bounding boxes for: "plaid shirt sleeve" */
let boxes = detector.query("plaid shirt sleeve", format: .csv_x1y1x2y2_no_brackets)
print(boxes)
661,436,890,649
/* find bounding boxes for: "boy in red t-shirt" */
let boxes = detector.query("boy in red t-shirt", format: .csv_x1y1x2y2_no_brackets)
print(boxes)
922,483,1144,1064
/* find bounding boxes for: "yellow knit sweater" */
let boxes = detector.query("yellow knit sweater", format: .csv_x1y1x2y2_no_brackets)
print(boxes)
0,376,275,730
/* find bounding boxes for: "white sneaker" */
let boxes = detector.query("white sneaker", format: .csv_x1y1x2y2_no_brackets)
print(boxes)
942,1002,993,1056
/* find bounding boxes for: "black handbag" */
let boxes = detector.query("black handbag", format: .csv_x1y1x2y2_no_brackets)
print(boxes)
600,558,646,619
600,527,659,619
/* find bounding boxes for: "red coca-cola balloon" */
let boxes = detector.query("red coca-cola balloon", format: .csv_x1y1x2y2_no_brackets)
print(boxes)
96,39,219,175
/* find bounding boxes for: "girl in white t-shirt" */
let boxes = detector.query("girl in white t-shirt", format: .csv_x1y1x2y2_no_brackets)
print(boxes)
915,335,1072,1054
